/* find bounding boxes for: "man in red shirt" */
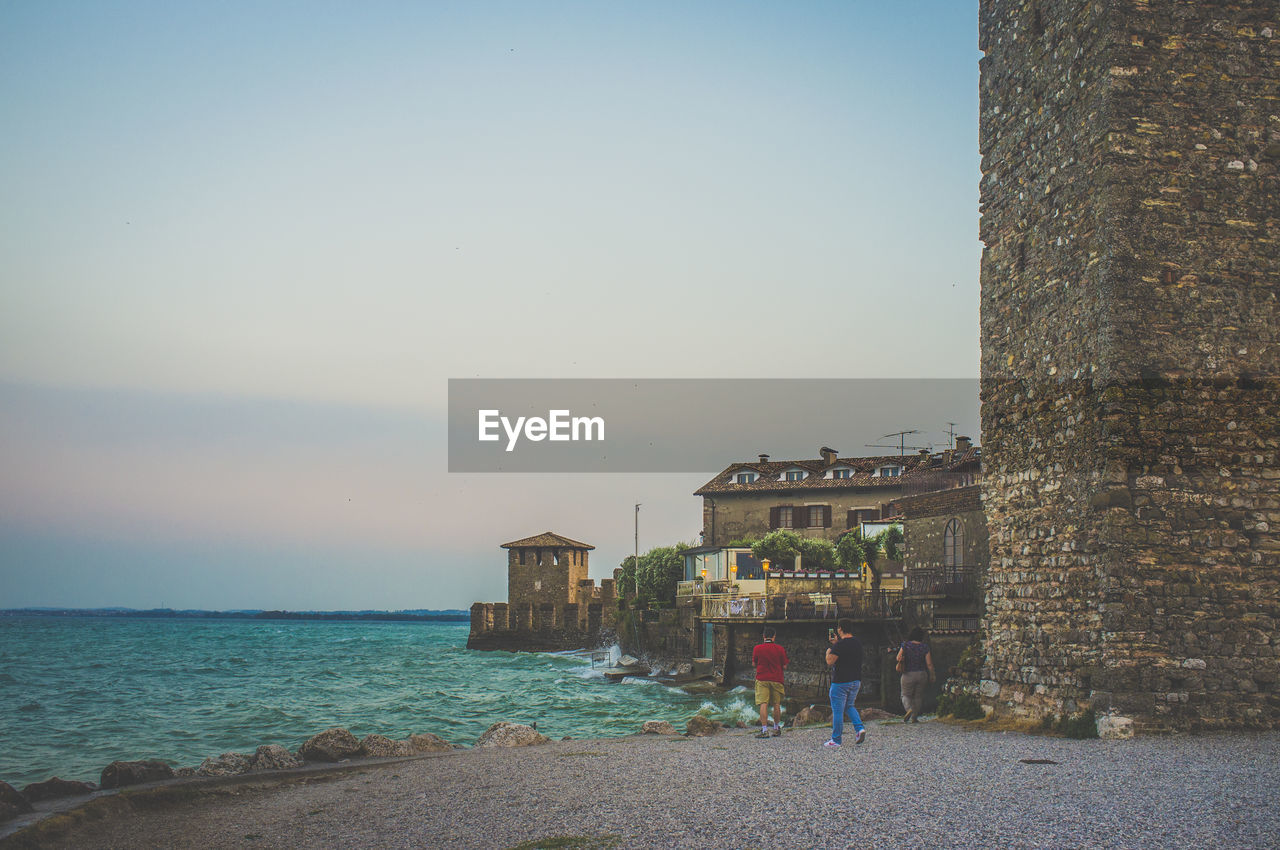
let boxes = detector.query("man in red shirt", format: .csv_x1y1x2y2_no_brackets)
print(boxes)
752,626,789,738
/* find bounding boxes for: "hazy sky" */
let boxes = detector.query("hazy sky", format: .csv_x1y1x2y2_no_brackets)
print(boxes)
0,1,981,610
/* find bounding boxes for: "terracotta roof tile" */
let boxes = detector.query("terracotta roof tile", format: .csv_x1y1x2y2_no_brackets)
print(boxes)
500,531,595,550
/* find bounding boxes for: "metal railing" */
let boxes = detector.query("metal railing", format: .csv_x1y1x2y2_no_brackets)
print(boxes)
676,580,705,598
904,566,980,599
701,594,767,619
700,591,903,621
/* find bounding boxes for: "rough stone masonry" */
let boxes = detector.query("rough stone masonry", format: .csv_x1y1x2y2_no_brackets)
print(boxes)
977,0,1278,735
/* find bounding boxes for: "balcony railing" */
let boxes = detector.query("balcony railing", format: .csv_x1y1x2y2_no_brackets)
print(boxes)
904,566,980,599
676,580,705,598
700,591,903,622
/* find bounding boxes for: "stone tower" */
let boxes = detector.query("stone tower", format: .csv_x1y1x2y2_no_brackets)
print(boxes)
978,0,1278,734
501,531,593,608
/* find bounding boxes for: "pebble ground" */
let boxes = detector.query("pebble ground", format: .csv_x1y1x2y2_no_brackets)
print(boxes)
12,720,1280,849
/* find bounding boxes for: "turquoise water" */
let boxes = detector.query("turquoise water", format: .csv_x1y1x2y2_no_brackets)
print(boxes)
0,616,755,787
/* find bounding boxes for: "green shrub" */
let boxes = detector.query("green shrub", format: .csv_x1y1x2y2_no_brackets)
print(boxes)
936,692,984,720
1059,710,1099,739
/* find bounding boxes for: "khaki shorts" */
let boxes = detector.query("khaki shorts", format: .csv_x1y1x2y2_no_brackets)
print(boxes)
755,680,785,706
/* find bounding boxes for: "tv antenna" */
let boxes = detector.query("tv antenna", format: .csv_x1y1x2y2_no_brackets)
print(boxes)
944,422,958,449
865,430,929,456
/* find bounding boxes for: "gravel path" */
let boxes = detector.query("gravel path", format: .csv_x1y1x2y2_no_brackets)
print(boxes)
10,720,1280,849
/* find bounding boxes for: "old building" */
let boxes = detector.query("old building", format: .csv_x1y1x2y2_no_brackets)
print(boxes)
694,447,928,547
977,0,1278,734
468,532,615,651
892,440,988,712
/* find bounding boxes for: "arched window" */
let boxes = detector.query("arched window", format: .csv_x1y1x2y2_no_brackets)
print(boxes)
943,518,964,581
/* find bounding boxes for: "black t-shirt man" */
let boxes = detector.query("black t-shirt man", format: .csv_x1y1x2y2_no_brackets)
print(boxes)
829,635,862,684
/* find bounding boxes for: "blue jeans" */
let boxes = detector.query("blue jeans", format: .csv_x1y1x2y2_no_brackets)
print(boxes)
829,680,863,744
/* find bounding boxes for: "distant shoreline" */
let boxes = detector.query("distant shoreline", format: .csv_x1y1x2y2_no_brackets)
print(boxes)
0,608,470,624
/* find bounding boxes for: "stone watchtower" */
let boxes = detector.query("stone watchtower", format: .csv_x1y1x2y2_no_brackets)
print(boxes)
502,532,594,608
978,1,1278,734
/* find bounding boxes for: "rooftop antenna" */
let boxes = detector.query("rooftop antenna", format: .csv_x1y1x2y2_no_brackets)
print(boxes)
945,422,958,449
865,430,929,456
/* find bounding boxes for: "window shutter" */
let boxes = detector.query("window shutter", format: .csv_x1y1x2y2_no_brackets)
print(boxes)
823,505,832,528
770,507,780,529
847,510,856,528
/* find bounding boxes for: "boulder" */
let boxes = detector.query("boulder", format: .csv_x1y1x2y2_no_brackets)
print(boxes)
196,752,252,777
20,777,97,802
359,734,415,758
675,663,693,677
685,715,721,737
792,705,833,727
617,655,640,667
474,722,551,748
175,767,198,778
100,759,174,790
249,744,303,772
859,707,894,721
640,720,677,735
299,728,362,763
0,781,34,823
407,733,453,753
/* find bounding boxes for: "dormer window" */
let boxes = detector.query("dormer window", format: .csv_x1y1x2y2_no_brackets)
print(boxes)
831,468,851,479
875,465,903,478
735,472,757,484
784,469,806,482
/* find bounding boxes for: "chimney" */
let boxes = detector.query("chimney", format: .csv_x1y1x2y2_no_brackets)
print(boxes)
758,453,770,464
819,446,838,466
955,436,972,451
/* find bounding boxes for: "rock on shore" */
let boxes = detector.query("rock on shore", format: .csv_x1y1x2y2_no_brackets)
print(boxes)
474,722,550,748
641,721,677,735
19,777,97,802
685,715,721,737
0,781,34,822
299,728,363,762
250,744,304,772
100,760,175,790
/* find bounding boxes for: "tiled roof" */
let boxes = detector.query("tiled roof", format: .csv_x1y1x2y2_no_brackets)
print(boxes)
694,454,930,495
501,532,595,550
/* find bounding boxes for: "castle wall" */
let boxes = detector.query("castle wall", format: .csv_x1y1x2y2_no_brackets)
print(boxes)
979,0,1279,734
468,542,611,651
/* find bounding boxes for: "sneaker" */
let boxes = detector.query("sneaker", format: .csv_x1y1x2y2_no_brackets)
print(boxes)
903,709,914,723
755,730,771,738
823,739,841,748
771,726,782,737
854,729,866,744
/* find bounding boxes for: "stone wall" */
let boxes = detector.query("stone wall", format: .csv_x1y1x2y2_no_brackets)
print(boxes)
978,0,1278,734
467,600,611,652
507,545,591,608
720,621,897,705
895,486,989,578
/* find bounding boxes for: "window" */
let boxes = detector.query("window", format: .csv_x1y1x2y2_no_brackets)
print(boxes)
875,465,903,478
832,468,851,479
735,472,757,484
771,506,795,529
519,549,526,565
807,505,831,528
847,508,880,528
786,470,806,481
944,518,965,580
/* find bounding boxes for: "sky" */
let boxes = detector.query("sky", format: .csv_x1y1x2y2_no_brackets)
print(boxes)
0,1,982,610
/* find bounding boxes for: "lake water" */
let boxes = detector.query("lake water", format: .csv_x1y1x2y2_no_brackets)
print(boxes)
0,616,756,787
